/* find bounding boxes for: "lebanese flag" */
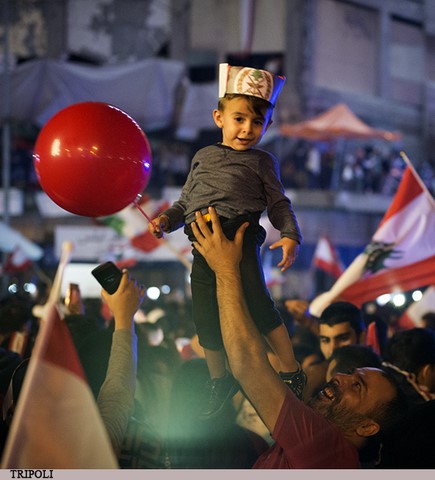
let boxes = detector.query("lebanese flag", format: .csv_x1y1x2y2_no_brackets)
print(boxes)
97,194,170,253
397,285,435,329
1,304,118,469
312,235,344,278
97,194,192,270
309,154,435,316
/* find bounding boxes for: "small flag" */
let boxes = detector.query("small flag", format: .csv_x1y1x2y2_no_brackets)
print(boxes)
312,235,344,278
1,304,118,468
97,194,170,253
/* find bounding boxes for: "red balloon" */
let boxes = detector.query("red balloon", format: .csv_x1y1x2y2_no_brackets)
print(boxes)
34,102,152,217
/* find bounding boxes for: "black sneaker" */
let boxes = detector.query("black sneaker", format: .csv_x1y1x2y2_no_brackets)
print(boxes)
199,372,240,419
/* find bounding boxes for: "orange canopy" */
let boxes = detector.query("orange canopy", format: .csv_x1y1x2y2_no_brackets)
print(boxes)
279,103,401,141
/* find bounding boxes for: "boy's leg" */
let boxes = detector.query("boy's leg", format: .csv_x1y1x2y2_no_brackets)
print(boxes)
265,324,298,372
204,347,227,378
190,251,239,418
199,347,239,419
265,324,306,400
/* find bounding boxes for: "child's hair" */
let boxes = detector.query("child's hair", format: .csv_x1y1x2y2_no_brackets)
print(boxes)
218,94,273,119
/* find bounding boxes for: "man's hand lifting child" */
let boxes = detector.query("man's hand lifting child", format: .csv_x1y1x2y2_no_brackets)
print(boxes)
269,237,299,272
148,214,170,239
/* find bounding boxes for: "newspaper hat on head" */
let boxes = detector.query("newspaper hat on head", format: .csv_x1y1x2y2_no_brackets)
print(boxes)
218,63,286,107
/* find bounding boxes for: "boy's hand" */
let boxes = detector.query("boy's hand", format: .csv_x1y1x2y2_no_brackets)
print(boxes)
148,214,170,238
269,237,299,272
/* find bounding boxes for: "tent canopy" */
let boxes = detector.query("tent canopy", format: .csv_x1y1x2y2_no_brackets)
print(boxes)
279,103,402,141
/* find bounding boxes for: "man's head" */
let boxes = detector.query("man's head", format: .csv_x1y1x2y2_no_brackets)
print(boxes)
421,312,435,331
326,344,382,382
319,301,366,360
308,367,408,444
383,327,435,393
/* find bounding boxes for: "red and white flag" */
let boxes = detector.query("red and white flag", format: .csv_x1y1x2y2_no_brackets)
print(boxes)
397,285,435,329
1,304,118,469
97,194,170,253
309,154,435,316
312,235,344,278
97,194,192,270
3,246,32,273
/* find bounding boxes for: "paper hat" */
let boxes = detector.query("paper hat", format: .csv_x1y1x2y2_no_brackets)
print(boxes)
218,63,286,106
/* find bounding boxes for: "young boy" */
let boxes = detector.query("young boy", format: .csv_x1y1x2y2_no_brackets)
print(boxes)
149,63,303,418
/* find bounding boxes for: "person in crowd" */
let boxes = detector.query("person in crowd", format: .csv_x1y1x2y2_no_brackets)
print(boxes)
382,327,435,404
300,301,368,400
377,328,435,468
191,207,408,469
96,268,145,457
421,311,435,331
0,269,163,468
318,301,367,361
0,295,38,359
97,269,163,468
376,398,435,469
149,63,302,419
325,344,383,382
324,344,384,467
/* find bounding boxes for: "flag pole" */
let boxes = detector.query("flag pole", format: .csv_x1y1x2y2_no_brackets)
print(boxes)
400,151,435,208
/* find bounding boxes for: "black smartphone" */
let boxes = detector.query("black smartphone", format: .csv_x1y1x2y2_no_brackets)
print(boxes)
91,261,123,294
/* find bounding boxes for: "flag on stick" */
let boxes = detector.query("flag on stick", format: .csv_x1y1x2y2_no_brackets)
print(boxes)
309,153,435,316
311,235,345,298
97,194,169,253
98,194,192,270
312,235,344,278
1,304,118,469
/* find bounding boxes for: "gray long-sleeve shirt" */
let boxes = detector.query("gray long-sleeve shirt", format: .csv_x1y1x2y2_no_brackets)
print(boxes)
97,329,137,457
161,144,302,243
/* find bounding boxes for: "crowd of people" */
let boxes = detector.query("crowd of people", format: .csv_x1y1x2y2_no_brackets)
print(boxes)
277,140,435,195
0,209,434,469
138,138,435,198
1,63,435,470
6,120,435,201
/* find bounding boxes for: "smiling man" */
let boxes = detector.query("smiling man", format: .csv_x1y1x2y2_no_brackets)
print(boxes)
191,207,408,469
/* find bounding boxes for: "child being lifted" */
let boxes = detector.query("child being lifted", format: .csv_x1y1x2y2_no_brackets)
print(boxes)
149,63,304,418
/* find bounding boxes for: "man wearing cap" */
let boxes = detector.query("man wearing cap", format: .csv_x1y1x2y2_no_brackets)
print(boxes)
149,63,303,418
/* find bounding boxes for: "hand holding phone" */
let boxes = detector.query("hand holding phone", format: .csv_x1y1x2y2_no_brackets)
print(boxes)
91,261,123,294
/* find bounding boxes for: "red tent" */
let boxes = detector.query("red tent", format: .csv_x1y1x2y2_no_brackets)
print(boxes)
279,103,401,141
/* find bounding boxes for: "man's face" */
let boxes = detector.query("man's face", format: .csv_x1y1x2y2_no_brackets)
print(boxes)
319,321,359,360
308,367,396,436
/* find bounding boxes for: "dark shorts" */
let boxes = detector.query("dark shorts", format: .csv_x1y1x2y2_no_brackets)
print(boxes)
185,213,284,351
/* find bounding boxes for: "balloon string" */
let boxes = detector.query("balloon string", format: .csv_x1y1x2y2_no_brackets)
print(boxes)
133,199,156,227
133,198,192,272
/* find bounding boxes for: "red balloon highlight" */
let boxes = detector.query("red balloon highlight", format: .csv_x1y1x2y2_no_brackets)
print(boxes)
34,102,152,217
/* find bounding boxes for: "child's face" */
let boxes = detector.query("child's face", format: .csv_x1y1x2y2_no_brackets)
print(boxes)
213,97,272,151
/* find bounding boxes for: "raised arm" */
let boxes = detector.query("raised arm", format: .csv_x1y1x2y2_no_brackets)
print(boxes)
97,270,145,456
191,207,292,432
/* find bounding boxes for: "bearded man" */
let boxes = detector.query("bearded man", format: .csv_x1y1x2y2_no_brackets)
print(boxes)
191,207,408,468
